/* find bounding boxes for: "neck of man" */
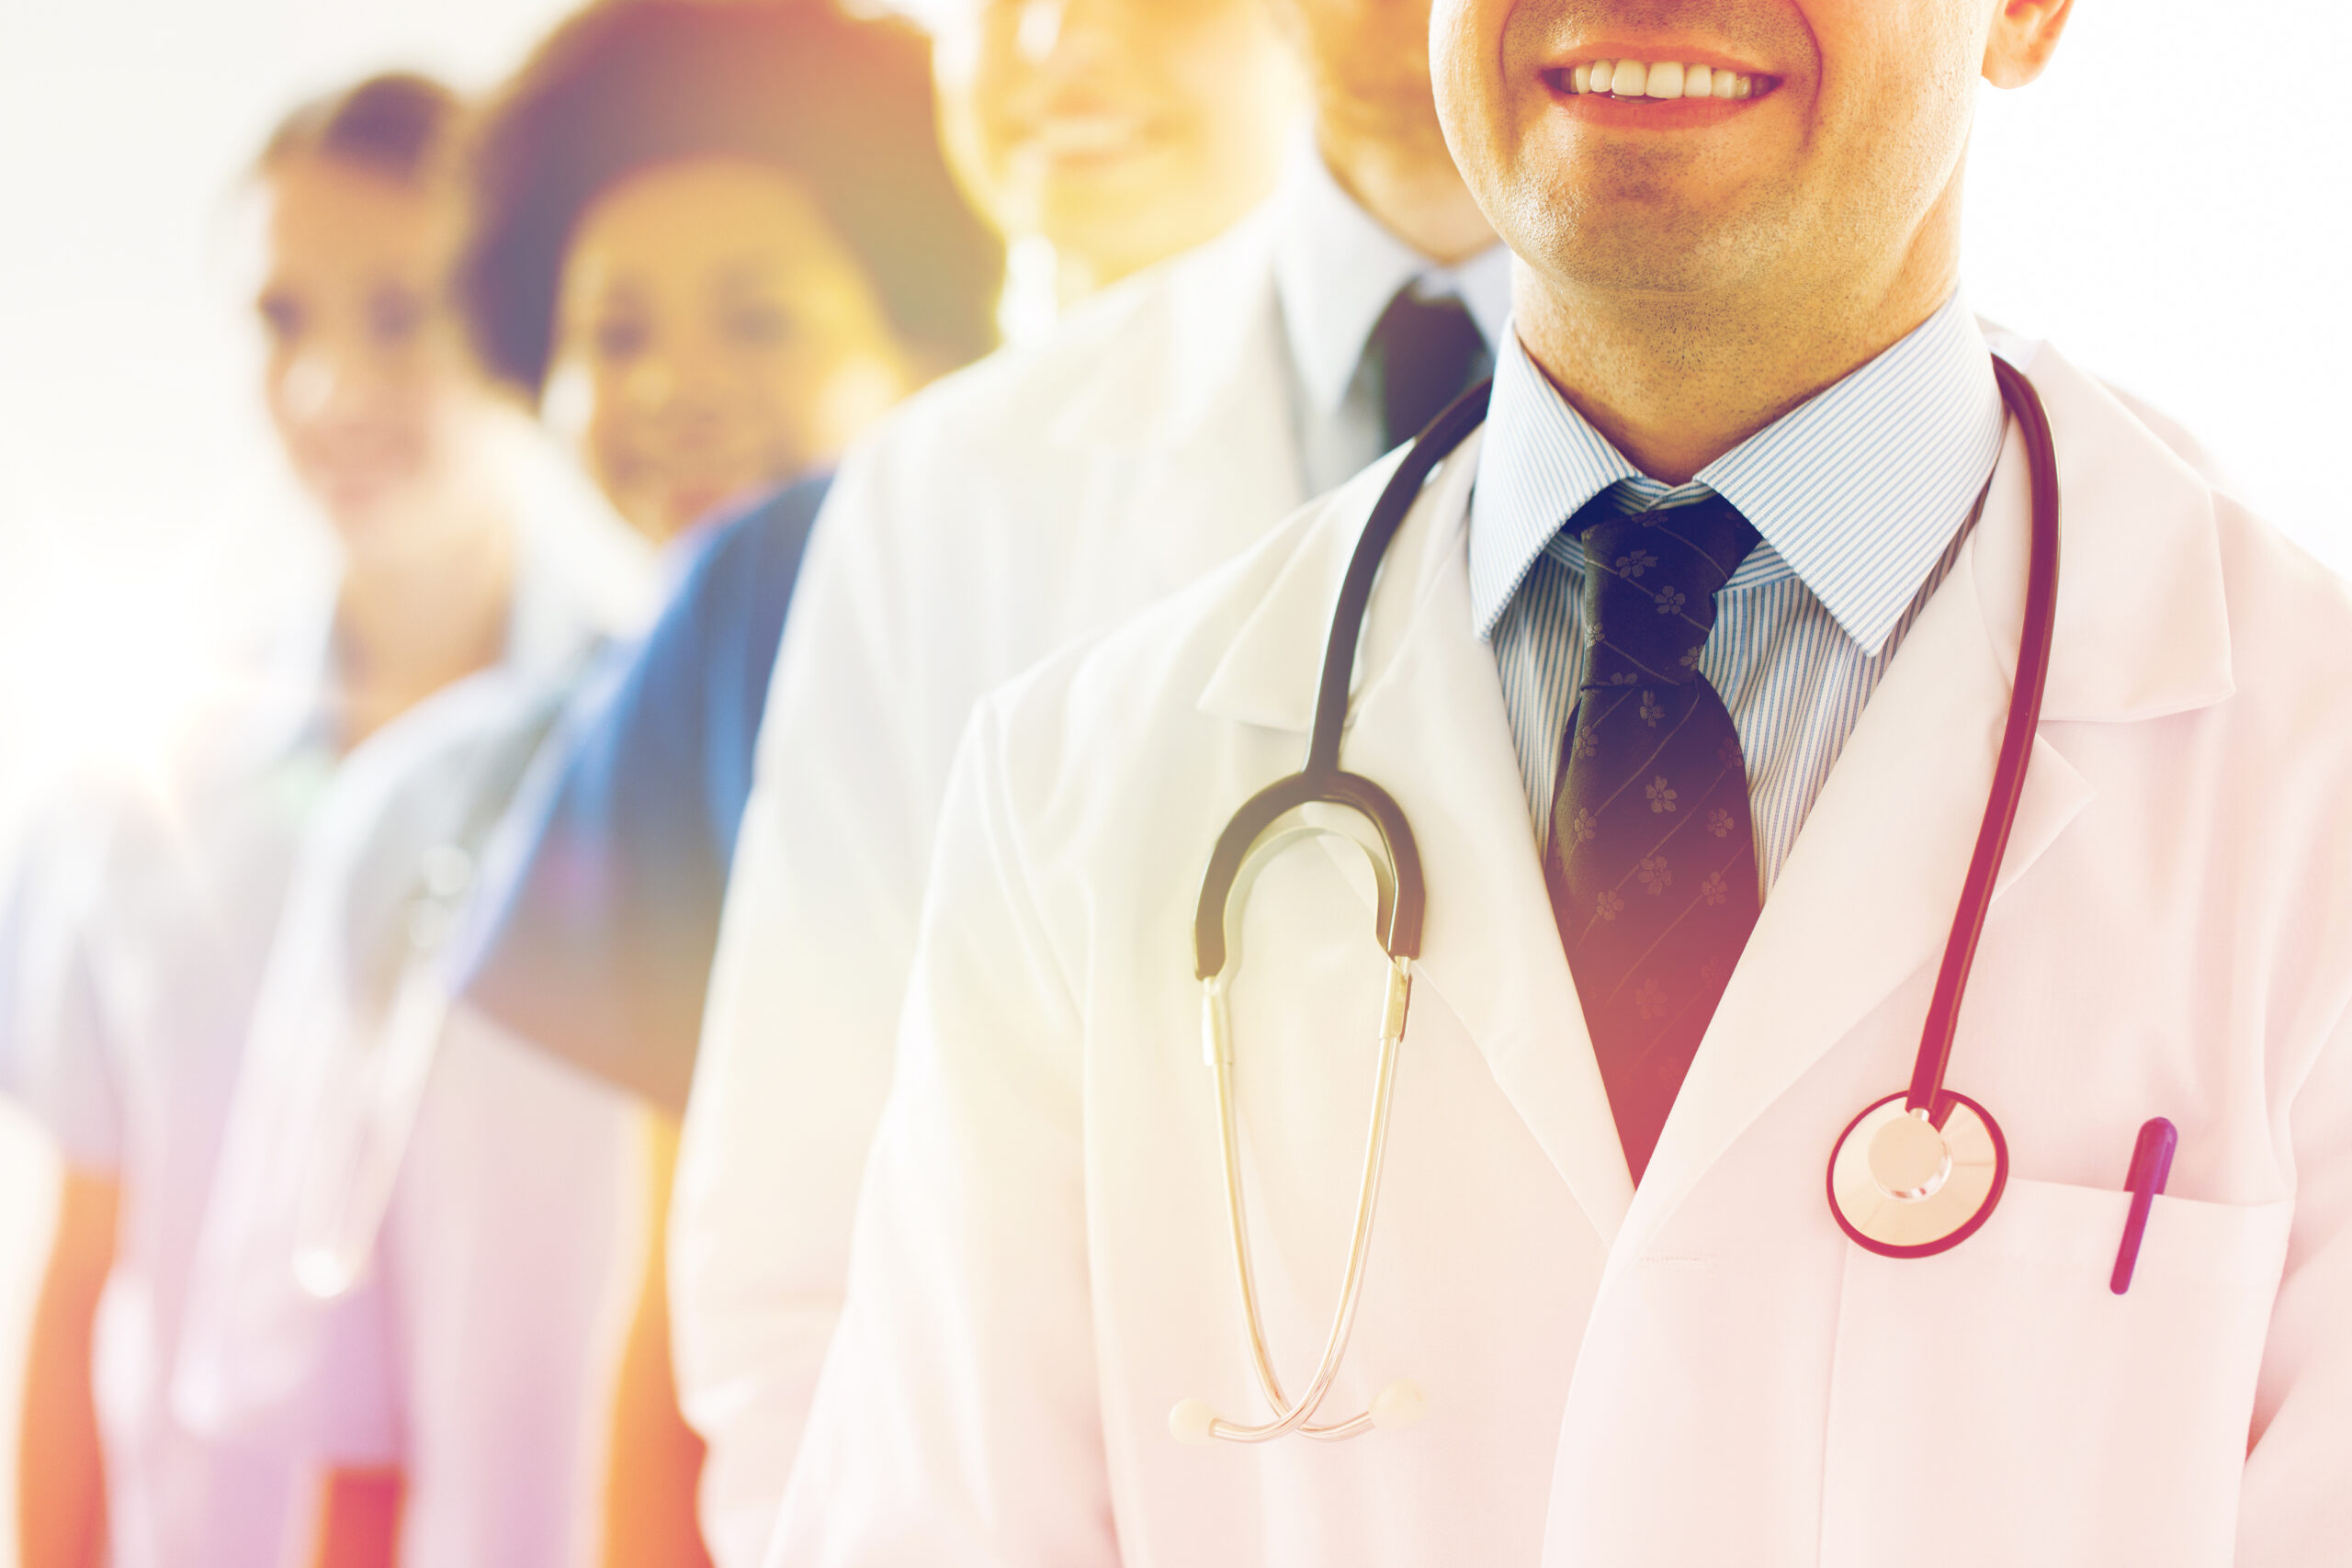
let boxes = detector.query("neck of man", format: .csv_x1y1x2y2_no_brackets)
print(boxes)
333,501,516,748
1512,186,1965,486
1314,92,1496,266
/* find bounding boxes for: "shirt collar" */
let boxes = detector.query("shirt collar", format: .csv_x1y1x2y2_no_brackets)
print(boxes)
1468,290,2005,654
1271,132,1512,418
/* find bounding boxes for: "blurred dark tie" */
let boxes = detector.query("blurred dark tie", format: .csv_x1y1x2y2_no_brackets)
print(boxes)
1369,288,1490,448
1544,492,1763,1181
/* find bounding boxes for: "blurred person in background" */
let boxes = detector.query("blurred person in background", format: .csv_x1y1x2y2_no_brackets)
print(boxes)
433,3,1306,1559
667,0,1526,1558
0,72,650,1568
444,0,1295,1221
172,6,1000,1568
925,0,1304,338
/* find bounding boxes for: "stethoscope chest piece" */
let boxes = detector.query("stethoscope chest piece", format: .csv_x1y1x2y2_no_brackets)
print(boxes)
1827,1091,2008,1258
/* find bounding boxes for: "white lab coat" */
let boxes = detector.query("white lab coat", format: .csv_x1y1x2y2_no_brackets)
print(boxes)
0,531,644,1568
0,481,650,1568
673,209,1312,1565
677,214,2228,1563
769,337,2352,1567
174,663,646,1568
162,499,656,1567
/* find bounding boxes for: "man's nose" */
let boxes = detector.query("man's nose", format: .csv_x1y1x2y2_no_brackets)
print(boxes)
1013,0,1066,61
282,345,350,421
623,336,733,422
625,355,679,412
1019,0,1128,68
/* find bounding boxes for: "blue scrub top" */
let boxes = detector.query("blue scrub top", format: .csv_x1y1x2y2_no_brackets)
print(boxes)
450,472,830,1111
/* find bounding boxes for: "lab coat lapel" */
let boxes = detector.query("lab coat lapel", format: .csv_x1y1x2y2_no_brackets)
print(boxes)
1614,344,2234,1261
1202,437,1638,1247
1352,503,1639,1247
1047,212,1306,590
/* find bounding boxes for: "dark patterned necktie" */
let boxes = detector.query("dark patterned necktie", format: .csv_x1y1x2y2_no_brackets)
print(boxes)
1369,289,1490,448
1544,492,1763,1181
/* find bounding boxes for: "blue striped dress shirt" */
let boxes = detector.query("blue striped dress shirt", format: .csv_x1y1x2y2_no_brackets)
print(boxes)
1471,291,2007,896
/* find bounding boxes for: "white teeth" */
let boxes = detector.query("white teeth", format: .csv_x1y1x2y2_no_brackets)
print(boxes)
1565,60,1758,99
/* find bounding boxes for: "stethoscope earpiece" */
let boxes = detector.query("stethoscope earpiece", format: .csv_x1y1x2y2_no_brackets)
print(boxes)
1168,1398,1219,1448
1368,1379,1429,1430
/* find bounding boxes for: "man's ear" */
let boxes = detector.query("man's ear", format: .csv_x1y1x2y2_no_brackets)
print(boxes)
1984,0,2075,89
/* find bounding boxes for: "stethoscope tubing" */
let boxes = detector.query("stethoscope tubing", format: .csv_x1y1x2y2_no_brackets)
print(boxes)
1904,357,2062,1122
1189,380,1493,981
1198,959,1409,1441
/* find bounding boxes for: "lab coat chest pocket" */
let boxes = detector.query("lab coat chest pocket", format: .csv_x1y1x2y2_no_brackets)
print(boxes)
1818,1179,2290,1568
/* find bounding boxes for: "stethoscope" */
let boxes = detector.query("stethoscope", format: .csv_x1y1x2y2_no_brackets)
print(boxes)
1170,355,2061,1447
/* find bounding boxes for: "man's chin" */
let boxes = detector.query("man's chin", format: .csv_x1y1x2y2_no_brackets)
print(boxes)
1510,180,1771,295
653,484,734,540
317,480,413,545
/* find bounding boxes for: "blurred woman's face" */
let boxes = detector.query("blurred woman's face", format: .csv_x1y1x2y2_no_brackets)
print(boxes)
934,0,1305,290
257,153,492,550
544,155,910,544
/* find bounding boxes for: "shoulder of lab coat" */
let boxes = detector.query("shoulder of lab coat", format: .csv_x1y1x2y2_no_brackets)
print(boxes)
0,635,341,1174
773,344,2352,1562
1981,316,2234,491
0,581,356,1170
0,785,135,1168
449,474,831,1111
671,205,1308,1568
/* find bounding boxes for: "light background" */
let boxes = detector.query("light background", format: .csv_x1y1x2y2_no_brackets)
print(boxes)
0,2,2346,1558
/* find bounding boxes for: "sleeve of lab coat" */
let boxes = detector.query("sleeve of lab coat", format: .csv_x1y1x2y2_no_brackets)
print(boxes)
670,446,951,1568
0,808,128,1172
2237,994,2352,1562
764,695,1115,1568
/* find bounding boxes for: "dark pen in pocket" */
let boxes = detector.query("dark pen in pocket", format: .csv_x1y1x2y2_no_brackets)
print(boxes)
2110,1117,2178,1295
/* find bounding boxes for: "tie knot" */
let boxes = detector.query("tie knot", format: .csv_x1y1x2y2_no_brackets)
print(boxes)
1574,491,1758,574
1571,491,1760,687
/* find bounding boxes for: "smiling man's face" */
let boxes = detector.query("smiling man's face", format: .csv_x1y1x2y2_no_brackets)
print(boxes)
1433,0,2002,310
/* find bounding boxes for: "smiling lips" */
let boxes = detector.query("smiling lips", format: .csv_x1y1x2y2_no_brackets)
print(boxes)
1557,59,1762,101
1025,108,1152,163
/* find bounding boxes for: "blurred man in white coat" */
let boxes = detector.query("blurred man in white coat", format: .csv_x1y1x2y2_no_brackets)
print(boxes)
669,0,1513,1560
768,0,2352,1562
